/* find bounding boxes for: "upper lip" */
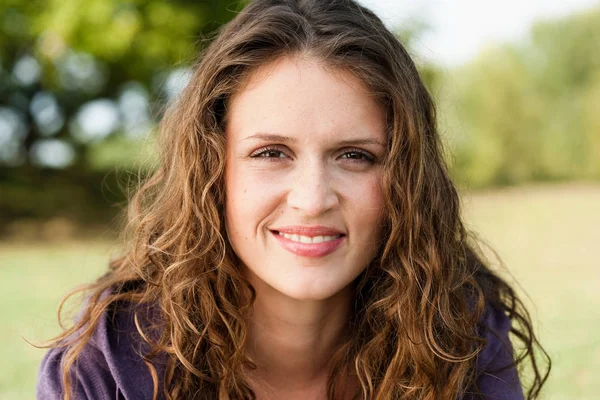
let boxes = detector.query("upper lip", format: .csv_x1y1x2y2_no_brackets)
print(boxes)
271,225,345,237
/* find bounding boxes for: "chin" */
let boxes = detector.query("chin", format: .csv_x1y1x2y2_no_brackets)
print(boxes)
274,278,356,302
280,288,337,302
241,259,363,303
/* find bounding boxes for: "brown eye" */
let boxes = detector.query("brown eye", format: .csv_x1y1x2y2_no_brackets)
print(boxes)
250,147,288,159
339,150,375,163
260,150,286,158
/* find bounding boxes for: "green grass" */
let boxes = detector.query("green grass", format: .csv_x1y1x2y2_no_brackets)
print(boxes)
1,183,599,399
0,240,115,400
461,183,600,398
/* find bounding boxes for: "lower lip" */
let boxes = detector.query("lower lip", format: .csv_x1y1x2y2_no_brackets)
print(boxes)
271,231,345,258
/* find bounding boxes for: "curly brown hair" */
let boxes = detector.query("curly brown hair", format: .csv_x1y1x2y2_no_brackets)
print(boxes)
44,0,550,398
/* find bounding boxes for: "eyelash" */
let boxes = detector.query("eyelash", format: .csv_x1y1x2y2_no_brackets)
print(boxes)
249,146,376,163
250,147,288,160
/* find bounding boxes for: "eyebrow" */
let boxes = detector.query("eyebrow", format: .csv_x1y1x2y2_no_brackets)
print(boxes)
244,133,386,148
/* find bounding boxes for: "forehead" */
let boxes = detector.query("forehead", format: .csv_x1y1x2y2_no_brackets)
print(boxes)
225,56,386,143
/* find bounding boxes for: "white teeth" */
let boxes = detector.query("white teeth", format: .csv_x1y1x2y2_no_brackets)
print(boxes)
299,235,312,243
279,232,341,243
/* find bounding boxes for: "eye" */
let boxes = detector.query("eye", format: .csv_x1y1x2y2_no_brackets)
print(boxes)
339,149,375,163
250,146,289,160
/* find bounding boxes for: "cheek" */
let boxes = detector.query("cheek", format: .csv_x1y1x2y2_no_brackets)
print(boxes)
225,163,284,234
365,180,385,235
356,178,386,260
225,163,249,238
341,172,385,223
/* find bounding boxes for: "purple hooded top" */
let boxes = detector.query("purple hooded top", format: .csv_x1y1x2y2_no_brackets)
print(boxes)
37,302,524,399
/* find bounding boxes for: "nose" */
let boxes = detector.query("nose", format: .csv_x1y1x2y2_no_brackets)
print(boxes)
286,159,339,216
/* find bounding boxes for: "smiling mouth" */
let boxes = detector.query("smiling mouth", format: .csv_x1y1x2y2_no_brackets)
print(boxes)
269,230,346,258
271,230,344,244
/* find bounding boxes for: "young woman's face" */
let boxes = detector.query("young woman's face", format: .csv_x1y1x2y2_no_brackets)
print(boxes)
225,56,386,301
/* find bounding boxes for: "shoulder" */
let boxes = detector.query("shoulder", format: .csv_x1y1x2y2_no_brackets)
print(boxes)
37,300,164,400
472,302,524,400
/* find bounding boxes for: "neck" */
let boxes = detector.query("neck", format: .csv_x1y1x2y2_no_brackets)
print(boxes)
244,278,354,398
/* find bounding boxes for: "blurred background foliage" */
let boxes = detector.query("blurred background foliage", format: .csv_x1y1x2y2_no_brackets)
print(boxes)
436,6,600,187
0,0,245,237
1,0,599,237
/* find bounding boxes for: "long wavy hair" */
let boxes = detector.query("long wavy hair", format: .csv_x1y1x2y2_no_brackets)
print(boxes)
45,0,550,398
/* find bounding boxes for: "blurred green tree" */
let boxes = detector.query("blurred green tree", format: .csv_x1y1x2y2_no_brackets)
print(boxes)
443,6,600,187
1,0,244,169
0,0,245,233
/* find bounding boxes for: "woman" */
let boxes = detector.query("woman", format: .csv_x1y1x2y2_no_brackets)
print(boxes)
38,0,550,399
